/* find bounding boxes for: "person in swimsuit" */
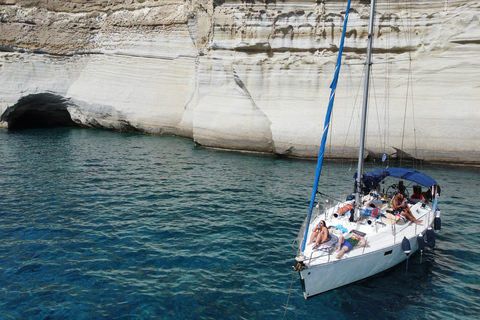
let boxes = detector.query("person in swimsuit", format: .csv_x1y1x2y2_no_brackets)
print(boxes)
337,203,354,216
307,220,329,247
392,193,423,224
336,233,367,259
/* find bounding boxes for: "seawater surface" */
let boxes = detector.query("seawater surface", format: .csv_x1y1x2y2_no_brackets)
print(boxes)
0,128,479,319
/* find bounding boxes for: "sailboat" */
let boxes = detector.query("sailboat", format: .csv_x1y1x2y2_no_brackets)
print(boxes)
293,0,441,298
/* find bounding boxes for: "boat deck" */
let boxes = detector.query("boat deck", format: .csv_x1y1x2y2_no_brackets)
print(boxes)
300,200,434,267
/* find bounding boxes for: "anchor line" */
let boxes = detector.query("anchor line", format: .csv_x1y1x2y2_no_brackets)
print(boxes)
283,269,297,320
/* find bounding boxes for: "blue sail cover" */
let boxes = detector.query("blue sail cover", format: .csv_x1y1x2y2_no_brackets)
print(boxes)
358,167,438,188
300,0,353,253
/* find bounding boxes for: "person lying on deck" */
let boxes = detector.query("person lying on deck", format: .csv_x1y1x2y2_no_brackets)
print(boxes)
336,233,368,259
307,220,329,247
337,203,354,216
392,193,423,225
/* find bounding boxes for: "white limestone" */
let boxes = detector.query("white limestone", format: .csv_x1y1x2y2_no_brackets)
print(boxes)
0,0,478,164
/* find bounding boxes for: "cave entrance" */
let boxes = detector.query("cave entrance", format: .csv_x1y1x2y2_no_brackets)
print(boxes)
1,93,81,130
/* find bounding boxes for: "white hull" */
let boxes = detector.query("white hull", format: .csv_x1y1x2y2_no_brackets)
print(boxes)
300,235,419,298
297,201,436,298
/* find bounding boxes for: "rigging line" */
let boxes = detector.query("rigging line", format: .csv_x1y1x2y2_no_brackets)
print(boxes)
382,60,389,161
316,191,346,204
282,269,297,320
367,69,378,165
370,60,388,163
326,110,332,184
354,66,365,151
339,65,355,159
341,64,364,159
353,64,365,150
384,0,391,162
329,0,351,174
369,65,384,161
399,0,415,171
401,0,413,56
400,64,410,170
402,1,419,169
406,0,421,171
408,54,418,161
344,58,410,66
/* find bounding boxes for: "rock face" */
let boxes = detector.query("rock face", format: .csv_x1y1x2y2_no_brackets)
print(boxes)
0,0,479,164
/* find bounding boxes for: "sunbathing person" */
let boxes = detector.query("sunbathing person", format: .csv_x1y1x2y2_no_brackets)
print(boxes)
336,233,368,259
307,220,329,247
336,203,354,216
392,193,423,225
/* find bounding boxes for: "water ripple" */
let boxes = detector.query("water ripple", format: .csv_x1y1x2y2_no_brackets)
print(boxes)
0,128,479,319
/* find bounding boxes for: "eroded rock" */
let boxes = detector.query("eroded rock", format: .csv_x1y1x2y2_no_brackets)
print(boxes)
0,0,478,164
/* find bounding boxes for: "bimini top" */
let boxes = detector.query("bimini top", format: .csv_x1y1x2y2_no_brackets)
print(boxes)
357,167,438,190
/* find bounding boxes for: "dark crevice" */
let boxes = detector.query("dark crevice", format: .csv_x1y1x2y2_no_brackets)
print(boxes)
1,93,81,130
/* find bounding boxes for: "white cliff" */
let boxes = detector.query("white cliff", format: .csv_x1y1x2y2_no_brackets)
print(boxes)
0,0,479,164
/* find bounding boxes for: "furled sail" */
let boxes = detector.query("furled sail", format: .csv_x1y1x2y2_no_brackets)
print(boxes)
301,0,353,252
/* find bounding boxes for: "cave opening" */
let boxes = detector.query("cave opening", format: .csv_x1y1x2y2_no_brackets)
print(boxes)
1,93,81,130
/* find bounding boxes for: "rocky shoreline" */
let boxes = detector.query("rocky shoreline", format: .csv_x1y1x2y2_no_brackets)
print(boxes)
1,0,478,165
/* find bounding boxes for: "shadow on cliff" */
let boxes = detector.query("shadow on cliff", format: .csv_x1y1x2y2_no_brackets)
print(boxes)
1,93,81,130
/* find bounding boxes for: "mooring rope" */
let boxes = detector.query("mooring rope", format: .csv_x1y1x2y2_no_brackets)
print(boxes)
283,268,297,320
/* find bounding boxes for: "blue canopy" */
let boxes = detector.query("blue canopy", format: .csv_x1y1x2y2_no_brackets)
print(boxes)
356,167,438,189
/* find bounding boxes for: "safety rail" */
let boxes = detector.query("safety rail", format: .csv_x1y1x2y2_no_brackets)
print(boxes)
295,202,434,267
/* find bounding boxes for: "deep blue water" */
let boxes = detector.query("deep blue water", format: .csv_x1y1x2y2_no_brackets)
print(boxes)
0,127,479,319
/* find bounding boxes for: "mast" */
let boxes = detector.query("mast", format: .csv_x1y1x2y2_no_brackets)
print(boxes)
354,0,376,216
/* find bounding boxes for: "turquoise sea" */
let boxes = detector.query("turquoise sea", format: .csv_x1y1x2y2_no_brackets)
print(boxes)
0,127,479,319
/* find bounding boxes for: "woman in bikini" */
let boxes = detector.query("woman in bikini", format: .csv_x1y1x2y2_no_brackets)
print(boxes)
392,193,423,224
307,220,329,247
